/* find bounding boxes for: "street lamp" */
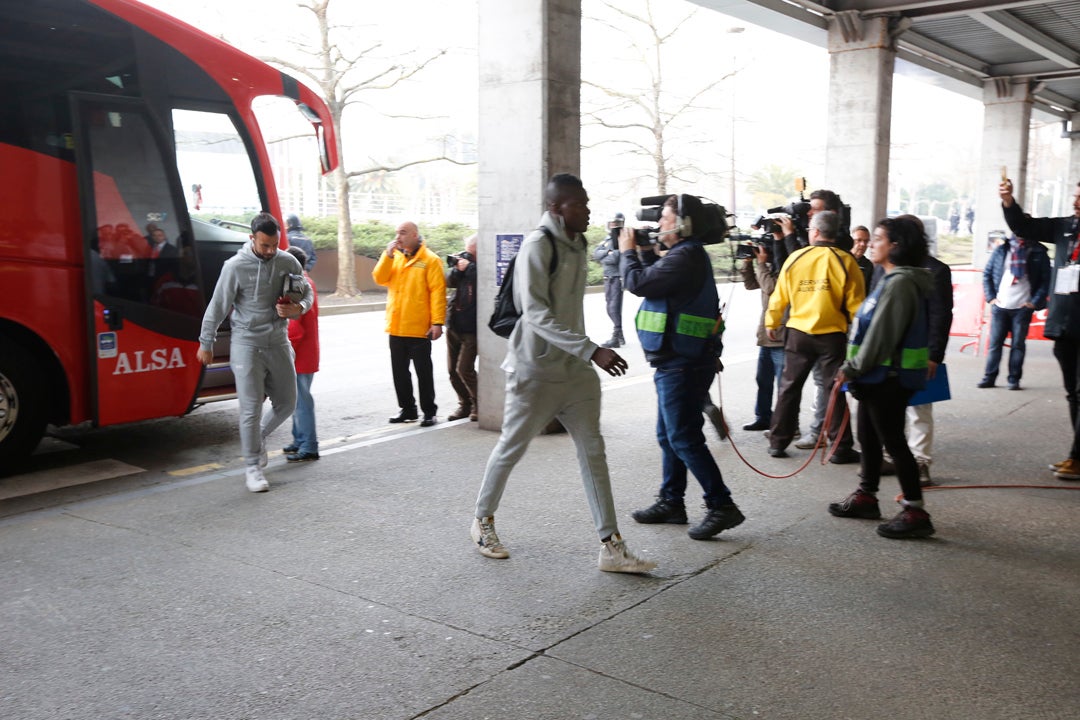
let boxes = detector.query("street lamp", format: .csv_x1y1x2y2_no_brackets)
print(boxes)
728,27,744,216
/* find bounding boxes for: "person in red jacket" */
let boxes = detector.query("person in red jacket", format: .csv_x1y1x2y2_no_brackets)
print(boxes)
283,246,320,462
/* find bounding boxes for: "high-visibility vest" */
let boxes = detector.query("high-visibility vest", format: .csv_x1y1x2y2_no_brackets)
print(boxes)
635,245,722,359
847,272,929,390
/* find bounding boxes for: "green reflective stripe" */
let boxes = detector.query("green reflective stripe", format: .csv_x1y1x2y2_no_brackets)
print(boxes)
637,309,666,333
847,344,928,369
676,313,716,339
902,347,929,368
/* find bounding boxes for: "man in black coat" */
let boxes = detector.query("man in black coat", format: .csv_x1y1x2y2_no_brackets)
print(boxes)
446,234,478,421
999,179,1080,480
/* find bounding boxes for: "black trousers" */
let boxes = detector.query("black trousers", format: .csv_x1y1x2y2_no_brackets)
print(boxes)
389,335,437,416
1052,337,1080,459
855,377,921,503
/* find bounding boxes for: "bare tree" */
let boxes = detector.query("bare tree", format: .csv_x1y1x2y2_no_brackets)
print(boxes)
263,0,470,296
582,0,734,196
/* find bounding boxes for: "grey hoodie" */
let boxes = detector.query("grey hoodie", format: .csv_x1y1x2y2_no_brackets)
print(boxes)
503,210,598,381
199,244,313,350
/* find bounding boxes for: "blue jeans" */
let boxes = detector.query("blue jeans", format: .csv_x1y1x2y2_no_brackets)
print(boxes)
983,305,1033,384
291,373,318,454
753,346,786,423
654,363,733,508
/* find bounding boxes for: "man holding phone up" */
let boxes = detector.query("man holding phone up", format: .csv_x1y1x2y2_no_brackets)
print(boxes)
373,220,447,427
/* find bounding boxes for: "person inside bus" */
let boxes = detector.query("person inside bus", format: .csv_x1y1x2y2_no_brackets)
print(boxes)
145,222,178,260
151,245,201,317
197,212,314,493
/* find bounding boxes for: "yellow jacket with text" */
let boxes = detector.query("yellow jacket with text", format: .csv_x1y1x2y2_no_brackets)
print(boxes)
765,244,865,336
372,243,447,338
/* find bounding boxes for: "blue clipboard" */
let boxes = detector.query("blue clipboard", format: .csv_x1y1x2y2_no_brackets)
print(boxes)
908,363,951,406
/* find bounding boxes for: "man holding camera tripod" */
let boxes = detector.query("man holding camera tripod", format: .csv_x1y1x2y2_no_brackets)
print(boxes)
620,195,746,540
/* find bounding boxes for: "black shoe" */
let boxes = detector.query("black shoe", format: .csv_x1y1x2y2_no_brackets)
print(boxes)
389,409,419,424
876,507,935,539
767,447,788,458
285,451,320,463
1008,383,1020,391
600,336,624,348
976,379,995,389
828,489,881,519
631,497,688,525
282,444,299,454
742,418,770,431
829,448,861,465
688,504,745,540
420,415,437,427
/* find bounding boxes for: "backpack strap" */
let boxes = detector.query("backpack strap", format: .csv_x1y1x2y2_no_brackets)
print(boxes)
537,226,559,274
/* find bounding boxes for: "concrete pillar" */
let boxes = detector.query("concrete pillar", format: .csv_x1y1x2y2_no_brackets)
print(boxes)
824,13,896,232
476,0,581,429
1069,112,1080,191
973,79,1032,268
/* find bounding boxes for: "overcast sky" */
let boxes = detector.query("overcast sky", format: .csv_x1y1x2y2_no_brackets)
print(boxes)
139,0,1011,219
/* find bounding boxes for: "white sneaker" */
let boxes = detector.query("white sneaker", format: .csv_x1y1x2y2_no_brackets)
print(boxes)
245,465,269,493
470,516,509,559
598,534,657,574
794,434,819,450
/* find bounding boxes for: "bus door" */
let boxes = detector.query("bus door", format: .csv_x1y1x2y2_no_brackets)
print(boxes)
71,94,206,427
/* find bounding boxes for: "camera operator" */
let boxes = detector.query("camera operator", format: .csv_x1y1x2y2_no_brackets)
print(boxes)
738,241,788,433
765,210,864,462
592,212,625,347
445,235,479,421
618,195,746,540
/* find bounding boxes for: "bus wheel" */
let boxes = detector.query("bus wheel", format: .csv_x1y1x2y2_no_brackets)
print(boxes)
0,341,48,473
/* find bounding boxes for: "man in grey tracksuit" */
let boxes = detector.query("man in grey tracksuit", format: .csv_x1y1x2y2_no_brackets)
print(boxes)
197,212,314,493
469,173,657,574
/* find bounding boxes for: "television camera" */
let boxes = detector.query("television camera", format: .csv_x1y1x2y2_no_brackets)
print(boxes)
630,194,730,247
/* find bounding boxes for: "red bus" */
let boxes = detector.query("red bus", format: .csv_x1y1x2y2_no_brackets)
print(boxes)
0,0,338,471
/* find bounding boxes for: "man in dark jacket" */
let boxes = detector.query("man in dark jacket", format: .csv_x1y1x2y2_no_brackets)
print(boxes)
285,214,317,271
620,195,745,540
978,233,1050,390
446,234,478,421
592,212,625,347
1000,179,1080,480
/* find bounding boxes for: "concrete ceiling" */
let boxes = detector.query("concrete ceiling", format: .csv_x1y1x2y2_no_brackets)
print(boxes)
692,0,1080,123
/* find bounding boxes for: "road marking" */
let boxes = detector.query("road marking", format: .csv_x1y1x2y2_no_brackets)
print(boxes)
168,463,223,477
0,459,145,501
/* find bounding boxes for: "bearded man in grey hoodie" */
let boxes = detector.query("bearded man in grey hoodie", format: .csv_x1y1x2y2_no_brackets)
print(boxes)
197,212,313,493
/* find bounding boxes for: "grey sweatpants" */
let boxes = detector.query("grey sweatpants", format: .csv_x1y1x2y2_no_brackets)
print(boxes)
231,343,297,466
475,366,619,540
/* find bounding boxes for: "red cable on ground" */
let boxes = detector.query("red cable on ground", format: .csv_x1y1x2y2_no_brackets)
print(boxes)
717,375,1080,491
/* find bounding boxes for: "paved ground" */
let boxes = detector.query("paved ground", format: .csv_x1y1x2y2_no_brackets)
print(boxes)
1,312,1078,719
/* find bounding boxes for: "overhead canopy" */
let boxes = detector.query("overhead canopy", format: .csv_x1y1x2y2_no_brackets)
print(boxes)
694,0,1080,123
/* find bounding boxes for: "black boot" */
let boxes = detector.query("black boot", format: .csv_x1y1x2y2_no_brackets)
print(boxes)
601,330,624,348
688,504,745,540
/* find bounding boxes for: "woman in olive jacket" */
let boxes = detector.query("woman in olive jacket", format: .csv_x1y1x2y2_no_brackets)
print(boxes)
830,217,936,539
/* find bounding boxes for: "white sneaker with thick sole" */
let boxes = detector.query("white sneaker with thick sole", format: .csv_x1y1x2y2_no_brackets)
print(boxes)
598,534,657,574
794,434,819,450
245,465,269,493
471,516,509,559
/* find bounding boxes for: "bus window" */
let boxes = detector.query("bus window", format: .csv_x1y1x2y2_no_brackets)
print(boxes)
83,104,193,315
173,109,260,220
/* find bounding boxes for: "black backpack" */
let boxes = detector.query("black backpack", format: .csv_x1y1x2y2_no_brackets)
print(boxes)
488,227,558,338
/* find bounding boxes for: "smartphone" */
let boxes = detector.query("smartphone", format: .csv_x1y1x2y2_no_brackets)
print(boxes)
1001,166,1008,182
